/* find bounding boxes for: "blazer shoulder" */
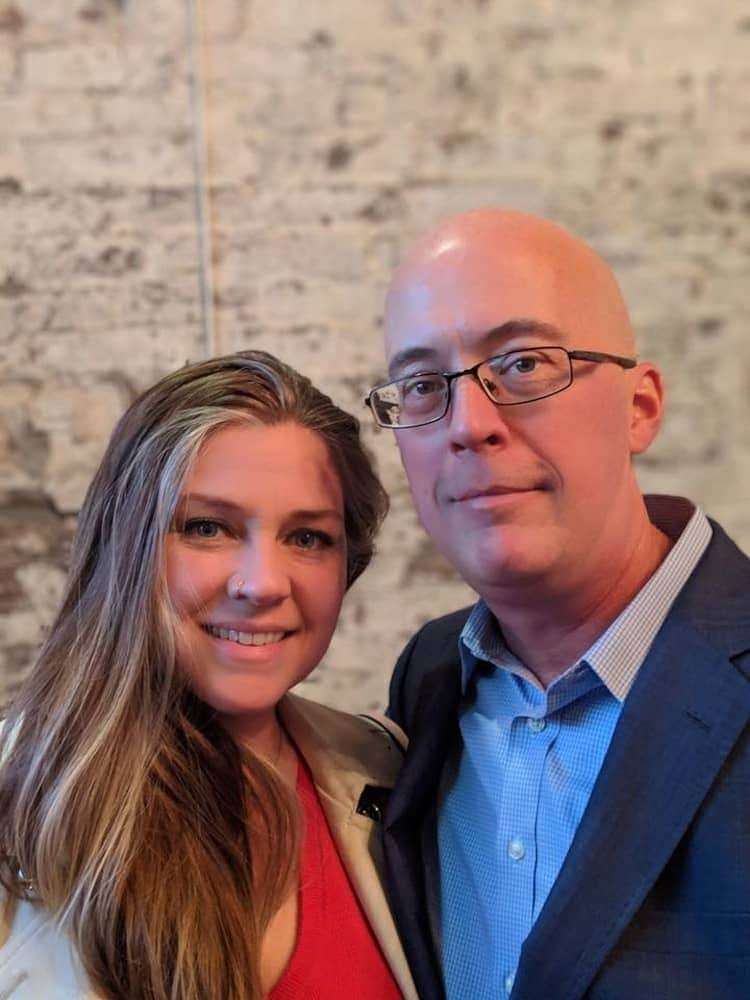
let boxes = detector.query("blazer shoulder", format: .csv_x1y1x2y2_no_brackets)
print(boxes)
280,694,406,789
674,519,750,658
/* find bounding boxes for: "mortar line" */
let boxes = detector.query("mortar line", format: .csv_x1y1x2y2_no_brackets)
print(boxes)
186,0,218,357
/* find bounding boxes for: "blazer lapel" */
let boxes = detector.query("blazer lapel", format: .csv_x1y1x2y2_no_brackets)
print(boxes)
513,613,750,1000
279,696,418,1000
383,659,462,1000
385,657,461,830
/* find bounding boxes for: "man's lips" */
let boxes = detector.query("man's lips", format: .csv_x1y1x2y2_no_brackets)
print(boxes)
450,485,538,503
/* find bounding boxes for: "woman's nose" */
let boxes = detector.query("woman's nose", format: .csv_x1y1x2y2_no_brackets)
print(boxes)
226,545,291,606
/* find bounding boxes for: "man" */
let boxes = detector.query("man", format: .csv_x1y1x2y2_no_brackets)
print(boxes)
365,210,750,1000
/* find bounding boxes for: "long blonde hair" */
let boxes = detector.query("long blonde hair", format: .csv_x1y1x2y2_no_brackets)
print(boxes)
0,351,388,999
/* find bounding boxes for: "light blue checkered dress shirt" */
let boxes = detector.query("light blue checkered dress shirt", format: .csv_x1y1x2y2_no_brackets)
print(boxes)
439,497,712,999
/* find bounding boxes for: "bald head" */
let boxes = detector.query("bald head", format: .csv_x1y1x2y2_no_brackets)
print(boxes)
385,209,636,366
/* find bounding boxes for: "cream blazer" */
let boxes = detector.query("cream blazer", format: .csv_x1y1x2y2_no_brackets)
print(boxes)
0,694,416,999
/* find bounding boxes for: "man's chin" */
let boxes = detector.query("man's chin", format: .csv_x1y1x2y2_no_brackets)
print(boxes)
456,538,559,594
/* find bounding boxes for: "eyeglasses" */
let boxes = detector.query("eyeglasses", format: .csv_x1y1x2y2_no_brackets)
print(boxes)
365,346,637,429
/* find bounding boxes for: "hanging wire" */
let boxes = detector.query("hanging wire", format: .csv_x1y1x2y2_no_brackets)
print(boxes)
185,0,217,356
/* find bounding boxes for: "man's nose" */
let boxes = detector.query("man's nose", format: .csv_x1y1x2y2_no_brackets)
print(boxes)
447,372,510,453
227,542,291,606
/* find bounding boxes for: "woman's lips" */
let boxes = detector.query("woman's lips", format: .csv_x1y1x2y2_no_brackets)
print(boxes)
201,623,289,647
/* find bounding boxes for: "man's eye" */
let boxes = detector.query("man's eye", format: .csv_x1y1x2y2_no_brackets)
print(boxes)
402,375,443,397
497,355,539,375
493,353,543,377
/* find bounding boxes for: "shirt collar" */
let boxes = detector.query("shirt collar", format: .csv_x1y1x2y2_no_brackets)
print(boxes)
460,495,712,699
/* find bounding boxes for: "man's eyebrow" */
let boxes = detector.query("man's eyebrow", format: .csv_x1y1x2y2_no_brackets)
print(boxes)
480,318,566,345
388,346,440,377
387,318,566,377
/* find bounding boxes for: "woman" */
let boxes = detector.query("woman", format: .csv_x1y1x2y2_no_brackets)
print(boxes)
0,352,415,999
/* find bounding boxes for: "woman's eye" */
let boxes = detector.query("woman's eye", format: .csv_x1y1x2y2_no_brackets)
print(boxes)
291,529,334,550
182,518,224,539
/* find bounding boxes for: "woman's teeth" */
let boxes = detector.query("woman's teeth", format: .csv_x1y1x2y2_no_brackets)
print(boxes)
204,624,285,646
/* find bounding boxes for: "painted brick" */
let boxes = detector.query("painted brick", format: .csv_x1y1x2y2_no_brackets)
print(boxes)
1,0,749,713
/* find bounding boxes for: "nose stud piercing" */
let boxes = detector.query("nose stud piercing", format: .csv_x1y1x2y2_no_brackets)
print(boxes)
228,574,246,599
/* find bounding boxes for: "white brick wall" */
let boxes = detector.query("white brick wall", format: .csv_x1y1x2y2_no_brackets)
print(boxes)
2,0,749,710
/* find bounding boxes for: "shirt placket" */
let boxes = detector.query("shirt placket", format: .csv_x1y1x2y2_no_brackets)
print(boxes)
494,696,557,996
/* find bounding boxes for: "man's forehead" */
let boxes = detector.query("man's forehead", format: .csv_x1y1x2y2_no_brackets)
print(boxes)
384,228,635,366
386,236,560,329
384,249,566,373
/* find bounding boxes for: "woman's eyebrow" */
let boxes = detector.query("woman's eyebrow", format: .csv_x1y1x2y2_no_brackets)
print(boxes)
177,494,242,514
286,508,345,524
177,496,343,523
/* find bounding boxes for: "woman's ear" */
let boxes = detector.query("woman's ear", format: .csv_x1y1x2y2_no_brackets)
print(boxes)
629,362,664,456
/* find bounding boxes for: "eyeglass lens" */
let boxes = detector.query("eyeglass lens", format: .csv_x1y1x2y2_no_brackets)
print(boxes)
371,347,572,427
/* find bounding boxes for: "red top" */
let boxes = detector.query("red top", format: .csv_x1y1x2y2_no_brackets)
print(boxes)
267,761,403,999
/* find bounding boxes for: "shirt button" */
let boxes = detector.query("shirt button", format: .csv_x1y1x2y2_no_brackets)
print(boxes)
504,971,515,994
507,838,525,861
526,717,546,733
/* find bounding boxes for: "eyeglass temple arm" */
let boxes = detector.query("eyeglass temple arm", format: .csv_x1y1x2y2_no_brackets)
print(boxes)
568,350,637,369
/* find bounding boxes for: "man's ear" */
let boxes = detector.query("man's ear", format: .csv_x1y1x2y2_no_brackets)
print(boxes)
629,362,664,455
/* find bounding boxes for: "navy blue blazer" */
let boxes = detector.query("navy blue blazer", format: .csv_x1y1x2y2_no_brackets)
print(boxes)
383,520,750,1000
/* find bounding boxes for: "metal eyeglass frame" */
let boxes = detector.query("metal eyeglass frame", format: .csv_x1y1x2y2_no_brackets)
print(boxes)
364,346,637,429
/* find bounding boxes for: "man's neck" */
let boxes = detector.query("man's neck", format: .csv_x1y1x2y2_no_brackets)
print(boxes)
486,522,673,689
